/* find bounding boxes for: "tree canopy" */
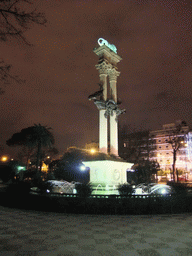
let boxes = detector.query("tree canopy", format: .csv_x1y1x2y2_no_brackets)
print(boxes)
6,124,55,171
131,160,160,184
119,128,155,163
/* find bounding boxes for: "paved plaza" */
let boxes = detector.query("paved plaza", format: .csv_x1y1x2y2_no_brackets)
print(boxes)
0,205,192,256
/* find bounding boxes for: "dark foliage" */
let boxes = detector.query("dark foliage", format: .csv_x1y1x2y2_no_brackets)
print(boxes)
6,181,31,195
132,160,160,184
75,183,93,197
167,181,188,195
0,165,14,182
46,172,56,181
119,128,155,163
1,191,192,215
31,171,43,187
37,181,53,195
6,124,55,171
54,166,79,182
118,183,133,196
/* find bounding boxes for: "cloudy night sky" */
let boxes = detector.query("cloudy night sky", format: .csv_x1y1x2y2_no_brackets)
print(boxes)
0,0,192,157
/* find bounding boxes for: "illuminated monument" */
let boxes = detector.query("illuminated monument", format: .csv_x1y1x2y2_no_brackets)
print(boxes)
88,38,125,156
83,38,133,194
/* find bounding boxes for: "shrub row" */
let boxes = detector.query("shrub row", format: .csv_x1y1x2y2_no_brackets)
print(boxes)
0,189,191,215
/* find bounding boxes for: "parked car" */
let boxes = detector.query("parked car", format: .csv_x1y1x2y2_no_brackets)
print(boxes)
178,176,189,182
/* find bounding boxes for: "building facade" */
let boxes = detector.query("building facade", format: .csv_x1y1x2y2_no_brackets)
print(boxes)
150,121,192,175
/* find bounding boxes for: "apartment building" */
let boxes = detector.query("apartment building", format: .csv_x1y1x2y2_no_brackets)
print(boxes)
150,121,192,173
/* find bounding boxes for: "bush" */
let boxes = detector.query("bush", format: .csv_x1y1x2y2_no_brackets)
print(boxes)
0,166,14,182
37,181,53,194
6,181,31,195
118,183,133,196
31,171,43,187
75,183,93,197
167,181,188,195
46,172,56,181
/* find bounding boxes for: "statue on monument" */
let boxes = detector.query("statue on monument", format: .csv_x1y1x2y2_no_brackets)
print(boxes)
104,99,126,121
88,82,126,121
88,83,103,101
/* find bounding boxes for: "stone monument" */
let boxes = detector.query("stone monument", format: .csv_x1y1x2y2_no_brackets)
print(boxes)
88,38,126,156
84,38,133,195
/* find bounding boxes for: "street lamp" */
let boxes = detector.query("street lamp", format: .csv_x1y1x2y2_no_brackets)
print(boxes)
1,156,8,162
90,148,96,154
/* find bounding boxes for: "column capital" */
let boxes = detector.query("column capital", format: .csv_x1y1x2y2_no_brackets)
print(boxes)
95,61,112,75
108,68,120,81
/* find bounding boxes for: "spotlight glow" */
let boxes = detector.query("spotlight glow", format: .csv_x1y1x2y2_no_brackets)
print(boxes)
80,165,86,171
161,189,166,194
90,149,96,154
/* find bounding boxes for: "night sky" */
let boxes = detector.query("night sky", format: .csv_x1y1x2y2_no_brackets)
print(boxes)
1,0,192,158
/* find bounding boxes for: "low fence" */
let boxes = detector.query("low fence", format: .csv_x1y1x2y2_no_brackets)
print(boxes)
0,189,191,215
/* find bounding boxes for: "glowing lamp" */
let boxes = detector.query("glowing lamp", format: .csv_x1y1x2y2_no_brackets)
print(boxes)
1,156,8,162
80,165,86,171
90,149,96,154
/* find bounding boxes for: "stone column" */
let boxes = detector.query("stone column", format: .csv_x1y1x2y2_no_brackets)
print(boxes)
109,69,120,156
99,108,108,154
99,73,107,101
108,68,120,103
96,62,108,154
110,114,118,156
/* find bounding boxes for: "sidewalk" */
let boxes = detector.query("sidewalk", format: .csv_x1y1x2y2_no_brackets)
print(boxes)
0,206,192,255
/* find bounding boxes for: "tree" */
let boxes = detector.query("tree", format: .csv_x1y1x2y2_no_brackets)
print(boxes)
43,147,59,165
0,0,46,90
119,128,155,163
132,160,160,184
53,147,93,183
6,124,55,172
16,145,35,169
167,122,188,183
6,126,36,168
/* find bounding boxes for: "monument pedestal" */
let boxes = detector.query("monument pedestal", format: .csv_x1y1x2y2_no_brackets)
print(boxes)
83,160,133,195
